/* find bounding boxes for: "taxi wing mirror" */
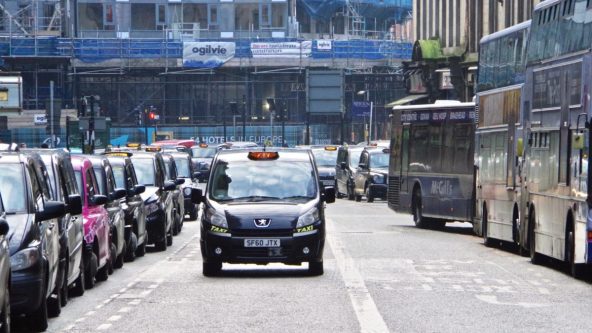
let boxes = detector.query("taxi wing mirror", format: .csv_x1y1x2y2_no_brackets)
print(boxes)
323,186,336,204
67,194,83,215
163,180,176,191
133,184,146,195
37,200,66,221
191,188,203,204
90,194,108,206
175,178,185,185
0,219,8,236
110,188,127,201
340,161,347,170
192,172,201,179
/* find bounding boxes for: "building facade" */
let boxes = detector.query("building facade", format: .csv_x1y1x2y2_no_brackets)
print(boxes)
0,0,413,146
406,0,542,103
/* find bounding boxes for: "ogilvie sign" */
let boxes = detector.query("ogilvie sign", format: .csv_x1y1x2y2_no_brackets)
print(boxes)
183,42,235,68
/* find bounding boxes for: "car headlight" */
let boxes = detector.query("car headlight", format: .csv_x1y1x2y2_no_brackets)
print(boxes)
297,207,320,228
207,207,228,228
11,247,40,271
183,187,192,196
372,174,385,184
145,200,160,215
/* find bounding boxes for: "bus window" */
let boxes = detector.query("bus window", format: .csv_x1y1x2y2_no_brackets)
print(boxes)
429,124,443,172
409,125,428,172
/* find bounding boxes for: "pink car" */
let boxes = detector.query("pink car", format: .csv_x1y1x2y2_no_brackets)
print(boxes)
71,156,111,288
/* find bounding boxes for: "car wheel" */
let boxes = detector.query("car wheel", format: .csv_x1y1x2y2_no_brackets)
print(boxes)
202,261,222,277
355,193,362,202
135,241,147,257
365,186,374,203
347,182,355,201
308,261,324,276
114,241,125,269
167,230,174,246
125,232,138,262
60,260,69,307
30,281,49,332
96,249,109,282
71,253,86,297
188,208,198,221
0,284,10,333
107,242,116,275
47,280,61,318
84,251,97,289
172,212,180,236
155,236,167,251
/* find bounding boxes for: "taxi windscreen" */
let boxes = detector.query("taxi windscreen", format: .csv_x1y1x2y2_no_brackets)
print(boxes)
311,149,338,167
192,147,217,158
174,158,191,178
371,153,390,168
0,163,27,213
132,158,156,186
209,160,317,202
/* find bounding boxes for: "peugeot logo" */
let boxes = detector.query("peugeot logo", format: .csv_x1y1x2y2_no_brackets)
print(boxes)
254,218,271,228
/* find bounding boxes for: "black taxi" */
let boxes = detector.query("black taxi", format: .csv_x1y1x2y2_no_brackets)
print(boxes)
198,148,335,276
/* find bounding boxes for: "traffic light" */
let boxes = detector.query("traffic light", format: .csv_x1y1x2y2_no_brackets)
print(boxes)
148,112,156,120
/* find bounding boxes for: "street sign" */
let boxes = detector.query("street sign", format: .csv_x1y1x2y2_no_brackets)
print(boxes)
352,101,371,117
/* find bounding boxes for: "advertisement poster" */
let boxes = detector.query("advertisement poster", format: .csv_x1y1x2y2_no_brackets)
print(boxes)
251,41,312,57
182,42,235,68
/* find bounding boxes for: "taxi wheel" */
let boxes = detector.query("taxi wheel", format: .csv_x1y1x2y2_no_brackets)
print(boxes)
155,237,167,252
365,187,374,203
347,184,355,201
188,209,198,221
167,229,174,246
172,212,180,236
47,282,61,318
60,261,69,306
355,193,362,202
114,242,126,269
30,281,49,331
136,241,147,257
203,261,222,277
308,261,324,276
107,242,116,275
125,232,138,262
71,253,86,297
85,252,97,289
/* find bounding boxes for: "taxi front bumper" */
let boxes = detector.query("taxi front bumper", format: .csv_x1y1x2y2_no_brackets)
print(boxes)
201,228,325,265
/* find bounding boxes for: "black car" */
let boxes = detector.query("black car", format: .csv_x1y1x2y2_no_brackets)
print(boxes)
162,153,185,235
105,152,147,260
169,151,200,220
87,156,127,271
353,147,390,202
0,150,65,331
199,149,335,276
310,146,339,189
190,143,218,182
130,151,176,251
335,145,365,200
0,193,11,332
35,149,85,304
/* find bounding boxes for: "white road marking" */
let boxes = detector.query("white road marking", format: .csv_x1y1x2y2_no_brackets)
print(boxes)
326,219,389,333
85,311,95,316
475,294,550,308
128,299,141,305
538,288,550,295
95,304,104,309
108,315,122,321
97,323,112,330
422,284,432,291
75,318,86,323
63,324,75,331
118,307,132,313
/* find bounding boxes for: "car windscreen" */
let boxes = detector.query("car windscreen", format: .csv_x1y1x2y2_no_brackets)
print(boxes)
349,150,363,167
311,149,338,167
40,155,60,200
112,165,125,189
209,160,317,202
175,158,191,178
0,163,27,213
370,153,390,168
191,147,217,158
93,167,107,195
132,158,156,186
74,171,84,201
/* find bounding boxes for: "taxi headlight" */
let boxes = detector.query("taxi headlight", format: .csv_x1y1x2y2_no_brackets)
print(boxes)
207,208,228,228
372,174,385,184
297,207,319,228
183,187,192,196
11,247,40,271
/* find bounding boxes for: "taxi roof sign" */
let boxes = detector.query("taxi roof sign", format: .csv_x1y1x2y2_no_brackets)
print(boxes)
248,151,279,160
104,151,133,157
324,146,337,151
126,143,141,148
145,146,162,152
198,143,209,148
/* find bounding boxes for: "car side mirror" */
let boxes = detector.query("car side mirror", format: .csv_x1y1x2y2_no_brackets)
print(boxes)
67,194,83,215
175,178,185,185
36,200,66,221
340,161,347,170
110,188,127,201
0,219,9,236
192,172,201,179
133,184,145,195
163,180,176,191
90,194,108,206
358,163,367,170
323,186,336,204
191,188,203,204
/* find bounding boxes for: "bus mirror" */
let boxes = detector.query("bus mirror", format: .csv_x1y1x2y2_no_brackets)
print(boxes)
517,138,524,157
573,133,585,150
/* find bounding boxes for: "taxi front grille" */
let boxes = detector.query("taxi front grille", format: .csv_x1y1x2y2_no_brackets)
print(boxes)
388,176,401,208
231,229,293,238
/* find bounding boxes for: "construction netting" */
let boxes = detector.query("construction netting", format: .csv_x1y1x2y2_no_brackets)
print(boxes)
298,0,412,21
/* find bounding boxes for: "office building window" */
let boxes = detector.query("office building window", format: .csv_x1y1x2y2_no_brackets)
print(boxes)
235,4,259,31
183,4,207,29
79,3,104,30
131,4,156,30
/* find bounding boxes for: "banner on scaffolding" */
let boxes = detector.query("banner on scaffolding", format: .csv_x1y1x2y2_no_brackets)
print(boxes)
315,40,332,51
251,41,312,57
182,42,236,68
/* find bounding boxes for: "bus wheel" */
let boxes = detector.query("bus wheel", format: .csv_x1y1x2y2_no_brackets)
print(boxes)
482,207,491,247
529,213,543,265
412,189,427,228
566,227,586,279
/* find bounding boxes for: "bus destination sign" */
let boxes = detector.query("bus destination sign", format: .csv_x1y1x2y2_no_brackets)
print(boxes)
401,109,475,123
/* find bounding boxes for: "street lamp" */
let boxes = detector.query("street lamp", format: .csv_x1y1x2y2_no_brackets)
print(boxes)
267,98,276,145
357,90,373,145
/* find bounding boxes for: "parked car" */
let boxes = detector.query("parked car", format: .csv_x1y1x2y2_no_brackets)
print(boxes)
199,148,335,276
71,156,111,289
35,149,85,304
87,156,127,271
335,145,365,200
162,152,185,235
353,147,390,202
129,151,176,251
190,143,218,182
0,150,64,331
104,152,148,260
169,151,200,220
310,145,340,190
0,193,11,332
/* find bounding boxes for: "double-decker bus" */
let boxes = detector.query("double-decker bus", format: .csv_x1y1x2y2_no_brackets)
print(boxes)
521,0,592,278
388,101,476,229
474,21,530,247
